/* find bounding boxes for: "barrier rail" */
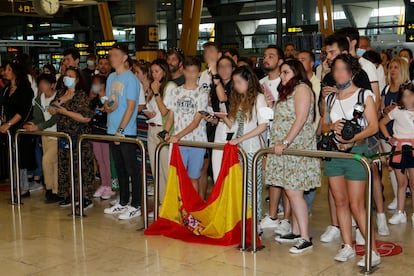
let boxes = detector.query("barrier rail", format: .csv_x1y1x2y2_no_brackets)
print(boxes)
154,141,250,250
251,148,374,274
14,130,76,215
2,130,15,203
77,134,148,228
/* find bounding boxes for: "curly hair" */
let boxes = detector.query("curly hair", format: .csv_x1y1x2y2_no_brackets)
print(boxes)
331,53,361,77
228,66,263,121
398,82,414,109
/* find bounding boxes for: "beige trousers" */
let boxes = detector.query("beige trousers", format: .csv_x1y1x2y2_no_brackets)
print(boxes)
41,137,58,194
147,125,170,203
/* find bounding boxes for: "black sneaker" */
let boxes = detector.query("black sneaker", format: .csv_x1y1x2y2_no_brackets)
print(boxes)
76,198,94,210
59,198,71,208
45,193,62,204
275,233,301,243
289,238,313,254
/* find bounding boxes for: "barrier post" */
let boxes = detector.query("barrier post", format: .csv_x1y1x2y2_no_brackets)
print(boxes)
153,141,249,250
77,134,147,228
14,130,76,216
251,148,374,273
3,130,15,204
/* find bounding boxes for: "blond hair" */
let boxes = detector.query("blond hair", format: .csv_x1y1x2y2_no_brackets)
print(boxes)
387,57,410,85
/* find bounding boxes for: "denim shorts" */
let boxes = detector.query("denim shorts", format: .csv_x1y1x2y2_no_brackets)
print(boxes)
323,144,368,181
179,146,206,179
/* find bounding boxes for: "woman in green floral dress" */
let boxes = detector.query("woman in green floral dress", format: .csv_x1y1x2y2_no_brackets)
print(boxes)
266,60,320,254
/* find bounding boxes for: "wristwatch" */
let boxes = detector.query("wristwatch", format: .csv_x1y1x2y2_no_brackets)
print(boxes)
385,136,392,142
117,127,124,134
154,93,160,97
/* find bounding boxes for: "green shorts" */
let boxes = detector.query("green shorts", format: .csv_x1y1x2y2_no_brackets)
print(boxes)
323,144,368,181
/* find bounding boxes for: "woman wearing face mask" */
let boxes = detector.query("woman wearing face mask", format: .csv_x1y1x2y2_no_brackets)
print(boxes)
144,59,176,203
0,60,35,198
89,75,115,200
23,73,60,203
49,66,95,209
321,54,380,267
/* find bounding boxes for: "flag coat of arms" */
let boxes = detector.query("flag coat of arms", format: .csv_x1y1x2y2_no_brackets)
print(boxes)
145,143,259,246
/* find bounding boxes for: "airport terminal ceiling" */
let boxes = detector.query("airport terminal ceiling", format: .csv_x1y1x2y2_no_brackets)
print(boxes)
0,0,411,62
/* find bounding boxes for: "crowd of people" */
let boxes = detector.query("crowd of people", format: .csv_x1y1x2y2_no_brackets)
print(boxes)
1,26,414,268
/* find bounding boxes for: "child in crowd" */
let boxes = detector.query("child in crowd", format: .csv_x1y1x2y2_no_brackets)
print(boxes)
164,57,208,196
380,82,414,226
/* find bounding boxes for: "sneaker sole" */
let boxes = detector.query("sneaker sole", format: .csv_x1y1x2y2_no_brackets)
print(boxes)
289,245,313,254
334,254,356,262
275,237,301,244
388,220,407,225
118,213,141,220
320,236,340,243
357,258,381,267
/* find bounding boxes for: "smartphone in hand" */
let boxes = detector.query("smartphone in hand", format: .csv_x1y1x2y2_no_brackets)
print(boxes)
157,130,169,140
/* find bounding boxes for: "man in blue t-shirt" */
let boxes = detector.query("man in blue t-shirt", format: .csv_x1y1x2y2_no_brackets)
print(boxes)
103,43,142,220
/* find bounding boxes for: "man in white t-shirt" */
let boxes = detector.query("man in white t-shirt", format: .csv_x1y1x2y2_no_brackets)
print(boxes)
260,45,284,107
199,42,222,95
259,45,286,230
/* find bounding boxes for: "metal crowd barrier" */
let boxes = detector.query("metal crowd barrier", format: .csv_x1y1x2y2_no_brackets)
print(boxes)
154,141,250,251
77,134,148,228
251,148,374,274
1,130,15,204
14,129,76,215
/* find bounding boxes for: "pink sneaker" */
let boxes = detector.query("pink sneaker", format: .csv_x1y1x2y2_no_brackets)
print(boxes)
101,186,115,200
93,186,105,198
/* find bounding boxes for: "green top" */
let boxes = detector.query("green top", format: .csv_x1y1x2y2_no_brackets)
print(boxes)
31,93,58,131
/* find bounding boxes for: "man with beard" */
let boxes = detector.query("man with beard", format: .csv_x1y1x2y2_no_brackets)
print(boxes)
259,45,293,235
96,56,112,77
166,48,185,86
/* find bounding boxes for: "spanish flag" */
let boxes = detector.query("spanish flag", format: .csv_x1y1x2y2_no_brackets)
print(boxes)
145,143,260,246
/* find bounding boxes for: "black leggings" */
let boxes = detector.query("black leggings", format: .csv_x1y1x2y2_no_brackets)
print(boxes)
110,142,142,208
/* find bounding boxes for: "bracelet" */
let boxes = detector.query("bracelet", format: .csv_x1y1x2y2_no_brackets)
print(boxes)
117,127,124,134
212,74,221,80
154,93,160,97
282,140,290,147
385,136,392,142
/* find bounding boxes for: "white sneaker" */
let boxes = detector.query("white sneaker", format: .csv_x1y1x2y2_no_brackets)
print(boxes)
334,244,356,262
274,219,291,235
110,197,119,206
147,185,154,196
388,211,407,225
376,213,390,236
355,228,365,246
387,198,397,210
320,225,341,243
118,206,142,220
260,215,279,229
351,217,357,228
357,251,381,267
104,203,128,214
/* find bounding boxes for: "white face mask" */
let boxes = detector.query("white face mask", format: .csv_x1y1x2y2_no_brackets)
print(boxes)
63,76,76,88
87,60,95,67
91,84,100,94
